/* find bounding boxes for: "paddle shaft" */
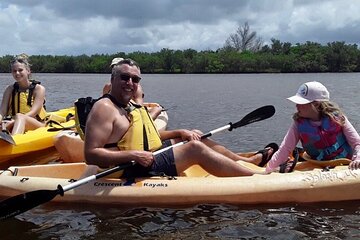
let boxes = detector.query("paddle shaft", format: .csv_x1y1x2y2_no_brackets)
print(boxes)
61,161,136,192
156,124,231,154
156,105,275,154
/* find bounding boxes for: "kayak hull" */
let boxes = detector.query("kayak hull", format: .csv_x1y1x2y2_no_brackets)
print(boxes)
1,162,359,206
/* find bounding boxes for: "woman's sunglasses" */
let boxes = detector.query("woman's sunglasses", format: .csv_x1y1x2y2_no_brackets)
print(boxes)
10,58,27,64
119,73,141,83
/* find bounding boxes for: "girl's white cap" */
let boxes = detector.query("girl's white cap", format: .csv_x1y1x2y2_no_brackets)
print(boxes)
287,81,330,104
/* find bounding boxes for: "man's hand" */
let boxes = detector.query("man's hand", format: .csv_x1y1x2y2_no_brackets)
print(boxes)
135,150,155,167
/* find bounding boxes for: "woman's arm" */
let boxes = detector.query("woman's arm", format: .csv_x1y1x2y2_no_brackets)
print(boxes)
148,106,163,120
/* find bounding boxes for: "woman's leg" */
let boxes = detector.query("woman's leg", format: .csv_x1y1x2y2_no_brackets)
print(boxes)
12,113,45,135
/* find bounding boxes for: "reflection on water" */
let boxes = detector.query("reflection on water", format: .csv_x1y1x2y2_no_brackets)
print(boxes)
2,202,359,239
1,73,360,239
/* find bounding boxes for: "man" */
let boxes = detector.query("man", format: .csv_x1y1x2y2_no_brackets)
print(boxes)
84,58,273,177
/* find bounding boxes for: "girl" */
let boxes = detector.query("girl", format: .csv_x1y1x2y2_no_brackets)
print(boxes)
266,81,360,172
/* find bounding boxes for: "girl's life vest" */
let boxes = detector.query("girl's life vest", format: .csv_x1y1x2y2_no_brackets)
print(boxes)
7,80,47,121
297,116,352,160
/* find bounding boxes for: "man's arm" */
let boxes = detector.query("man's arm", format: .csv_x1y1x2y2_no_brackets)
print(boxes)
84,99,154,168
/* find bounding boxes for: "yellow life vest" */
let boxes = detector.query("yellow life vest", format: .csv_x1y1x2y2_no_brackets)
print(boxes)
117,105,162,151
7,80,47,121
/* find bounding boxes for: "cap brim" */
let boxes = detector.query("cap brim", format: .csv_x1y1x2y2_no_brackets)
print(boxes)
287,95,312,104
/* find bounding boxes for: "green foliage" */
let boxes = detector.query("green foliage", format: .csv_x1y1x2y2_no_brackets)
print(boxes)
325,42,359,72
1,41,359,73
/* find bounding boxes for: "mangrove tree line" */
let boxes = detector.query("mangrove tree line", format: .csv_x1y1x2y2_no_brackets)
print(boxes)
0,40,359,74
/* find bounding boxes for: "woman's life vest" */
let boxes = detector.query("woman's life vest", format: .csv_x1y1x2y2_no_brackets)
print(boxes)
297,116,352,160
7,80,47,121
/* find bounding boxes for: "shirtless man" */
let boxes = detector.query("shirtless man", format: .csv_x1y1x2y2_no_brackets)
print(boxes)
84,58,272,177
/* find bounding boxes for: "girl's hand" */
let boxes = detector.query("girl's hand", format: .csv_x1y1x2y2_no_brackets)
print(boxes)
349,159,360,170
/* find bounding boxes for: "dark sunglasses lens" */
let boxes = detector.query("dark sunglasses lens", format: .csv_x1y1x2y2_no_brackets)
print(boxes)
120,74,130,81
132,77,141,83
120,74,141,83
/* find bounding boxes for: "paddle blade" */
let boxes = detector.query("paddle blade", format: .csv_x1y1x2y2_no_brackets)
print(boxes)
0,189,60,220
0,132,15,145
232,105,275,129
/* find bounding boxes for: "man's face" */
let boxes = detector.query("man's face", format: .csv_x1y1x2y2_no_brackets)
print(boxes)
111,64,141,102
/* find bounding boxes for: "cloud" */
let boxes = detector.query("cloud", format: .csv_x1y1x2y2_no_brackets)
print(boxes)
0,0,359,56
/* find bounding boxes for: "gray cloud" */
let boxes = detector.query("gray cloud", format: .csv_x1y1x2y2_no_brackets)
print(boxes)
0,0,359,56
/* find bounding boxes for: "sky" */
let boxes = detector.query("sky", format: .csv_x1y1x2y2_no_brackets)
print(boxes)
1,0,360,56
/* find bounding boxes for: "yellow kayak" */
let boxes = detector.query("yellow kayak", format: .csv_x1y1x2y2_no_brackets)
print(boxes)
0,160,358,206
0,107,75,169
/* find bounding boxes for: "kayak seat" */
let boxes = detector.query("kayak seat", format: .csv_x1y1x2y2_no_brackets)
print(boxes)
180,164,212,177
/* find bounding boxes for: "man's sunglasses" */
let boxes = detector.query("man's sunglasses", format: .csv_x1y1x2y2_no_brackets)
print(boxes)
119,73,141,83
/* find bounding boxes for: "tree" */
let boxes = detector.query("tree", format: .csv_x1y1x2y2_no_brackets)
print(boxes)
265,39,292,55
325,41,358,72
224,22,263,52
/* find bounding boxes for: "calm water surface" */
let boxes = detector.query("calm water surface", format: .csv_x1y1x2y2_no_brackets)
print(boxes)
1,73,360,239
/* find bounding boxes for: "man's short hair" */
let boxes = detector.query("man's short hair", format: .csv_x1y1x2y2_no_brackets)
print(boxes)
111,58,140,78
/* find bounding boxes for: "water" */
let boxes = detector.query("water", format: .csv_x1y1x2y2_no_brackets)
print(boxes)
1,73,360,239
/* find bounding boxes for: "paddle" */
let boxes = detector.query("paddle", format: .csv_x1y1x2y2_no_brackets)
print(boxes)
0,121,15,145
0,105,275,220
156,105,276,154
0,161,136,221
161,105,177,112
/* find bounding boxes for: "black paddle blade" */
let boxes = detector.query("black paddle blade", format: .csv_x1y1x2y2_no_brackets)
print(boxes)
231,105,275,129
0,189,60,220
0,131,15,145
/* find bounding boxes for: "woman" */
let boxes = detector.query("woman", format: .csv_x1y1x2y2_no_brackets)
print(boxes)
0,54,47,135
266,81,360,173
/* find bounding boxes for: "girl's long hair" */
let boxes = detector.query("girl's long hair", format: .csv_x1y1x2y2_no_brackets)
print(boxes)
293,101,345,126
